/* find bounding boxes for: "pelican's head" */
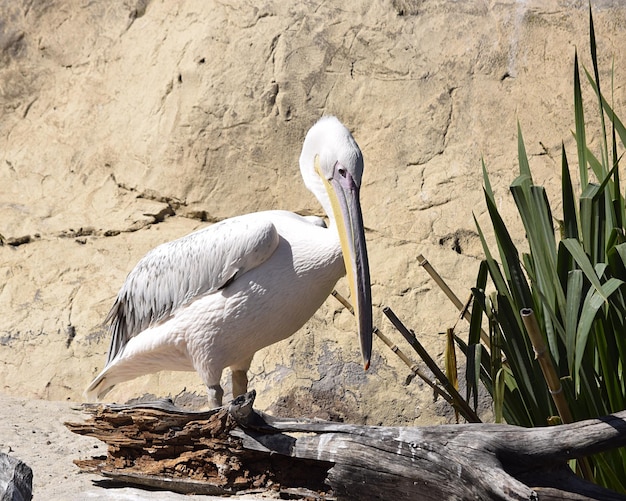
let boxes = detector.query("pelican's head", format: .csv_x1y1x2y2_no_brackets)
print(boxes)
299,116,373,370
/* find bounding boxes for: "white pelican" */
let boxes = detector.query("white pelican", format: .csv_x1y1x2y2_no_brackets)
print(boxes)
86,116,372,408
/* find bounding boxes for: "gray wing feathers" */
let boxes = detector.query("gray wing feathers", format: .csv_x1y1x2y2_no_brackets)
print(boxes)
104,217,279,365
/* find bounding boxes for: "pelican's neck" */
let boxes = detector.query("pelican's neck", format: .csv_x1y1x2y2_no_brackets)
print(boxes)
303,169,338,231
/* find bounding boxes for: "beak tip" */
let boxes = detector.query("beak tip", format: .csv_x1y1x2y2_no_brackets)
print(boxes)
363,359,370,371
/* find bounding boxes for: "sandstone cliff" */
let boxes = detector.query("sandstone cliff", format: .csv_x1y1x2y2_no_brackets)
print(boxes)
1,0,624,426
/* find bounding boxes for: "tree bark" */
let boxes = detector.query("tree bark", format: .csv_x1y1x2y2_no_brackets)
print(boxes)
66,391,626,500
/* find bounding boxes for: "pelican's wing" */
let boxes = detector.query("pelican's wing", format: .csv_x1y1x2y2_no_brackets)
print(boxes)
104,216,279,364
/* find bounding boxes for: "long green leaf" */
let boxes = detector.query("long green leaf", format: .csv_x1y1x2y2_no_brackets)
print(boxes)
511,179,561,314
517,122,532,179
593,80,626,151
469,261,488,346
483,191,533,309
611,243,626,277
565,270,584,373
574,278,624,392
482,157,494,203
579,183,600,258
561,144,579,240
592,452,626,493
588,5,610,176
465,342,482,410
561,239,608,299
595,318,625,411
494,367,505,423
474,214,515,305
574,49,588,188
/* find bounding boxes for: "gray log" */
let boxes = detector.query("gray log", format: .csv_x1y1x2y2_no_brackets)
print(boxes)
228,392,626,500
67,392,626,501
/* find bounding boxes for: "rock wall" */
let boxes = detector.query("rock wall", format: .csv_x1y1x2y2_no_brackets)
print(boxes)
1,0,625,425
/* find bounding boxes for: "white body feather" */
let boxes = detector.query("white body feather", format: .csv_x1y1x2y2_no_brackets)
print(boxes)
86,210,343,398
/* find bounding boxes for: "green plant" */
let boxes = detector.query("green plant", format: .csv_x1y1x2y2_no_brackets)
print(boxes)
466,7,626,491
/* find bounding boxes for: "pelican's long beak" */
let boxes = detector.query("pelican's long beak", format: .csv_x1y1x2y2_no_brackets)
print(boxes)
316,157,373,370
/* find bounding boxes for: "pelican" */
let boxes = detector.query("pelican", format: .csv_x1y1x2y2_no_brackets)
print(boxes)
86,116,372,408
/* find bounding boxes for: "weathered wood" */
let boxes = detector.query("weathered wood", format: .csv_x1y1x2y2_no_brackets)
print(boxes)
0,453,33,501
68,397,334,499
66,392,626,501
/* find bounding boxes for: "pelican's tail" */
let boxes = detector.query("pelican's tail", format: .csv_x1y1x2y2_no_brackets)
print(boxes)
84,366,117,401
83,355,146,401
84,354,140,401
84,338,195,401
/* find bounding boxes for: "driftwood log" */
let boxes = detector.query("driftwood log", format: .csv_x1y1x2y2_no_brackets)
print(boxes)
66,391,626,500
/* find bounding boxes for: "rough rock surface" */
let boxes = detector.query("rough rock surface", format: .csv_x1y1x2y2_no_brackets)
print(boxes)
1,0,625,426
0,452,32,501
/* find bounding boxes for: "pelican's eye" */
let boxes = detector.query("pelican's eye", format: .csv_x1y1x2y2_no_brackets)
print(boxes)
336,162,347,177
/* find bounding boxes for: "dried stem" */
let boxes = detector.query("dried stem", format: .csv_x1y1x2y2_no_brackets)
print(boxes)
417,254,491,348
383,306,481,423
330,290,454,406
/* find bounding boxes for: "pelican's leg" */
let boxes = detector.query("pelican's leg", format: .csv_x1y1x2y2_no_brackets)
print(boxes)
231,357,253,399
206,384,224,409
195,362,225,408
231,371,248,398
